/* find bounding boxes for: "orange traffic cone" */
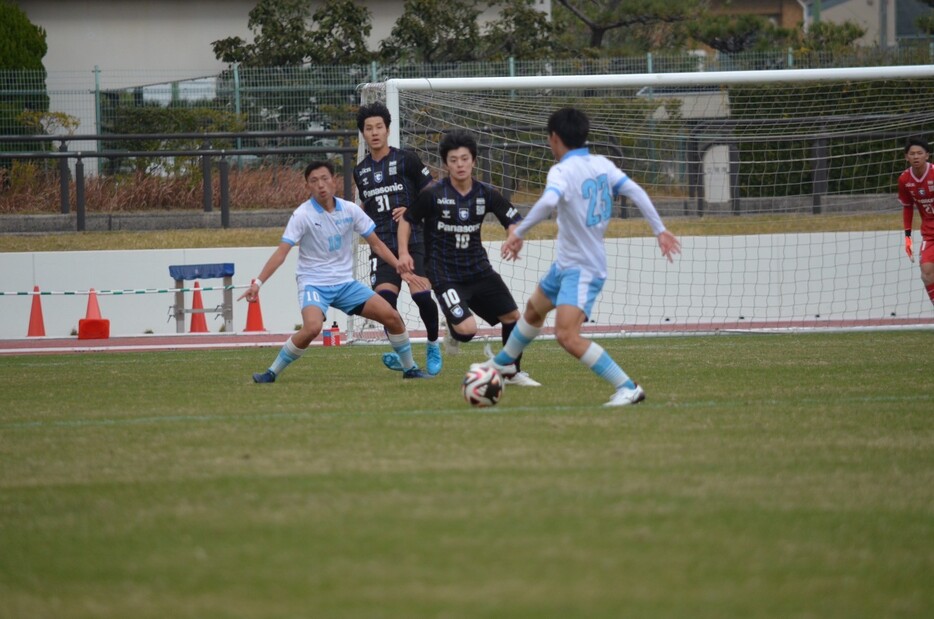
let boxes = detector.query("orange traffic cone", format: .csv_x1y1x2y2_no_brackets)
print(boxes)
78,288,110,339
190,281,209,333
85,288,102,320
27,285,46,337
244,279,266,332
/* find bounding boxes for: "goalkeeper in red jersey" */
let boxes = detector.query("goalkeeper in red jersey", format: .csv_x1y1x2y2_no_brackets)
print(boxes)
897,137,934,308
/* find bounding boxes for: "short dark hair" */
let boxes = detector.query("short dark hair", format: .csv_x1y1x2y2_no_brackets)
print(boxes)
439,129,477,162
548,107,590,150
905,136,930,154
304,160,334,180
357,102,391,133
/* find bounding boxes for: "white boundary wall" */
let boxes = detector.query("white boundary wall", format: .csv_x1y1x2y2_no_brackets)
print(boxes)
1,231,930,339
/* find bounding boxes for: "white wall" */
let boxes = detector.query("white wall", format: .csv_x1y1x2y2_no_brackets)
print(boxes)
17,0,541,75
20,0,255,74
1,232,930,340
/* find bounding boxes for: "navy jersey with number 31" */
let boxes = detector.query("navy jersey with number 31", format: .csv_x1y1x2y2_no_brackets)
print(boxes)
353,147,433,253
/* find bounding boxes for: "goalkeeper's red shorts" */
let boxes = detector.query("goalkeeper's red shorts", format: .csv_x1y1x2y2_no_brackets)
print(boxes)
921,238,934,265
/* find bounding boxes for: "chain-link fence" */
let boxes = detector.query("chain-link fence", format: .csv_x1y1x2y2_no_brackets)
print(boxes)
4,47,934,145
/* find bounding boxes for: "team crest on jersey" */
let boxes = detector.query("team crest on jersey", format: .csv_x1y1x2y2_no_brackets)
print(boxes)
921,188,927,197
458,207,470,221
451,305,464,319
476,198,486,216
374,171,383,183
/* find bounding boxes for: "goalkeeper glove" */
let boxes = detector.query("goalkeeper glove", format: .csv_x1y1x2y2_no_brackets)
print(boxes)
905,230,914,263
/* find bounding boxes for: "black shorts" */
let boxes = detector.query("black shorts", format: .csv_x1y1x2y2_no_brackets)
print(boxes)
369,244,427,289
434,272,518,327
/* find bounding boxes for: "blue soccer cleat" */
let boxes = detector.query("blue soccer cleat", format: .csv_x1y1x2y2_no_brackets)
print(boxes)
252,369,276,383
426,341,443,375
382,352,404,371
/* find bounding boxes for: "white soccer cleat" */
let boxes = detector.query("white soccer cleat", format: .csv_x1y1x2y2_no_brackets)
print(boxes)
443,331,461,356
603,383,646,407
504,371,541,387
480,343,517,377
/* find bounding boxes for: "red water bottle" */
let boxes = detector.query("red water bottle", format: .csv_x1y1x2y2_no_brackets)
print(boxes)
331,320,341,346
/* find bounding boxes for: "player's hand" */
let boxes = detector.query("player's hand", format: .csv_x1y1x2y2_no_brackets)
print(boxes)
404,273,432,293
396,253,415,275
658,231,681,263
501,233,523,261
905,236,915,263
392,207,407,222
238,282,260,303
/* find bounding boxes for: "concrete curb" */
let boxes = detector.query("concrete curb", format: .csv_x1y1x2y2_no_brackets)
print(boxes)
0,209,292,233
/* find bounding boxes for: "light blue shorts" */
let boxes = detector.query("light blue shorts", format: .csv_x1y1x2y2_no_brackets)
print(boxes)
299,281,375,317
539,263,605,319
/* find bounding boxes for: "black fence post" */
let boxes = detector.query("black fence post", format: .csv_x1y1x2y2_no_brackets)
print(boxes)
342,151,353,200
58,142,70,214
75,157,85,232
219,156,230,229
201,140,213,212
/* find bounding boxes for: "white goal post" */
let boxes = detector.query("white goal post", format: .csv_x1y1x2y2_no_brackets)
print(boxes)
350,65,934,341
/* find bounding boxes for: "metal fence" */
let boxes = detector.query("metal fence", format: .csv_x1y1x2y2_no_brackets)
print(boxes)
3,47,934,146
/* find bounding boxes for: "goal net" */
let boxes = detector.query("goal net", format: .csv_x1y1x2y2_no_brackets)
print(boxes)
351,66,934,342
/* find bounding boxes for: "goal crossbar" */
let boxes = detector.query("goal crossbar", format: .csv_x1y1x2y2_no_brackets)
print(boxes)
370,65,934,147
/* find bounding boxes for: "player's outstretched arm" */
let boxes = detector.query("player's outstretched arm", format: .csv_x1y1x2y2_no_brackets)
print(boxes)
657,230,681,263
239,242,291,302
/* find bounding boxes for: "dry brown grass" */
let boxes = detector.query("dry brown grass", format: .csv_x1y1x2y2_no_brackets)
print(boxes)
0,163,901,252
0,212,900,253
0,165,319,214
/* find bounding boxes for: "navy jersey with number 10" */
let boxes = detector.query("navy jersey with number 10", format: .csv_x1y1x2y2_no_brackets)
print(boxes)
405,178,522,283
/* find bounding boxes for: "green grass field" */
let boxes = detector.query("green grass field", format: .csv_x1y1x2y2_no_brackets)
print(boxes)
1,333,933,619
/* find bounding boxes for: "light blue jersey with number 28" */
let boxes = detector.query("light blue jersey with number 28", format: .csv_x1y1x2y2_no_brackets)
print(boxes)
515,148,666,279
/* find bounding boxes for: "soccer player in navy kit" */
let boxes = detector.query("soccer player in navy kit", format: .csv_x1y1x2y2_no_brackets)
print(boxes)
398,129,541,387
242,161,431,383
353,102,443,375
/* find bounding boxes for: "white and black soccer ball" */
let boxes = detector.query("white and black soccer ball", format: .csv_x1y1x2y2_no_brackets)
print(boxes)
462,364,504,407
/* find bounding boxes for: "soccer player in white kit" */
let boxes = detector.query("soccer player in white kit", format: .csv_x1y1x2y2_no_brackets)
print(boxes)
480,107,681,406
241,160,431,383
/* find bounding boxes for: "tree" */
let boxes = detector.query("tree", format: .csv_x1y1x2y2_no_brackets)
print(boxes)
688,14,790,54
481,0,558,61
795,20,865,53
0,0,47,71
379,0,482,64
916,0,934,36
0,0,49,176
306,0,372,65
212,0,372,66
554,0,700,51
